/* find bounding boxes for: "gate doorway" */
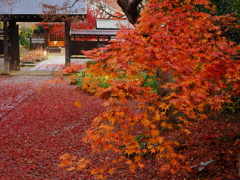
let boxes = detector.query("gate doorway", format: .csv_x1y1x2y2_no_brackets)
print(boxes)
0,0,86,74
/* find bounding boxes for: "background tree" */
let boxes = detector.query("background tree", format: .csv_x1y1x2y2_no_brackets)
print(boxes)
195,0,240,44
19,23,34,50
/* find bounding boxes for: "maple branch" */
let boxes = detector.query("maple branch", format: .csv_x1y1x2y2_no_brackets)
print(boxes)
69,0,79,9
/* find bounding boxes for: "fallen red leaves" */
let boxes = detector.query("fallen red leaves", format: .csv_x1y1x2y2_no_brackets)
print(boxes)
164,116,240,179
0,76,105,179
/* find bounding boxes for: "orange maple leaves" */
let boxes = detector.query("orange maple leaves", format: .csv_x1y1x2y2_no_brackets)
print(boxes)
60,0,240,178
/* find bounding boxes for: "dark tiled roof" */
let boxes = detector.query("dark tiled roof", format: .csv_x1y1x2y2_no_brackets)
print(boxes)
0,0,87,15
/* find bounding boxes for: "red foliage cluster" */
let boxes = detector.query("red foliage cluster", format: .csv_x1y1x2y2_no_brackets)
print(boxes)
62,63,86,74
77,0,240,178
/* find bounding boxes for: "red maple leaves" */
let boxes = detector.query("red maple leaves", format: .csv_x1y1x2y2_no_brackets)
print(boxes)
77,0,240,178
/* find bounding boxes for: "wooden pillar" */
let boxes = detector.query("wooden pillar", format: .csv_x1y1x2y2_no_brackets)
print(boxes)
14,24,20,70
65,22,70,67
8,21,14,71
8,20,19,71
3,20,9,73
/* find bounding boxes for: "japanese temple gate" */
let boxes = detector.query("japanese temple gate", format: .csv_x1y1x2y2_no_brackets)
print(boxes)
0,0,87,73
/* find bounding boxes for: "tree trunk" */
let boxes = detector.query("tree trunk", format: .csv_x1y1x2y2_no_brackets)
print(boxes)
116,0,177,123
156,68,177,124
156,68,173,98
117,0,142,24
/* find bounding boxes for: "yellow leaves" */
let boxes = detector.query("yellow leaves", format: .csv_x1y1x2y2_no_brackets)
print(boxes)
125,149,134,156
173,141,180,146
188,17,193,21
170,159,179,167
90,167,104,175
70,74,77,83
129,163,136,173
134,155,141,162
147,71,154,76
107,115,116,125
59,153,72,160
150,148,156,154
88,162,115,179
138,163,145,168
103,101,110,106
216,31,222,35
183,129,191,135
99,124,114,131
76,158,90,170
59,159,73,168
198,0,211,5
91,168,107,180
150,129,159,136
96,175,107,180
183,0,191,4
126,159,133,165
155,113,160,121
66,167,75,172
108,168,115,174
111,159,117,164
158,137,164,144
59,153,78,172
115,111,125,117
141,118,150,127
202,38,208,43
158,102,170,112
74,100,82,108
161,122,167,128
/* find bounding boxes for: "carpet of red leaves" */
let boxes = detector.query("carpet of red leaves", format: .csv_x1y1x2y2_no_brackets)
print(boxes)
164,115,240,179
0,76,106,179
0,75,239,179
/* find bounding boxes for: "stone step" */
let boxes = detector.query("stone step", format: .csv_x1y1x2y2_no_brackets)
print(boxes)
20,63,36,67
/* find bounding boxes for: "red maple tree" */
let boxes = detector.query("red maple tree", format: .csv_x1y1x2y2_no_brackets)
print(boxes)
60,0,240,179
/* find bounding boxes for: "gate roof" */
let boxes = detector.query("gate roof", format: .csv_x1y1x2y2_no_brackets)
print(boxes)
0,0,86,15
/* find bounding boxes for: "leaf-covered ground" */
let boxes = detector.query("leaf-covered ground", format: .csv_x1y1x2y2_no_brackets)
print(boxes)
0,75,239,179
0,76,106,179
